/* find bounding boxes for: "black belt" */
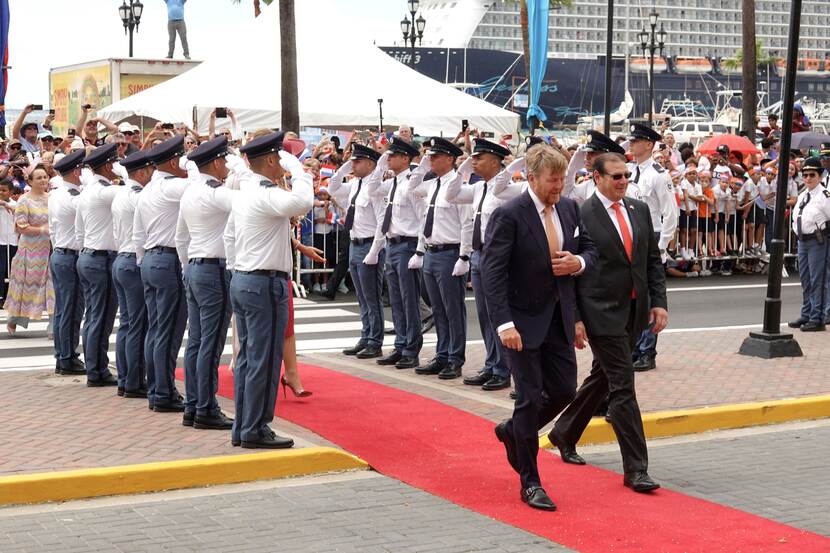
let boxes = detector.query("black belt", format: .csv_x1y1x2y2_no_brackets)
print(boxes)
189,257,223,265
148,246,177,255
800,228,830,241
117,252,137,258
81,248,115,257
425,243,460,252
54,248,78,255
236,270,289,279
388,236,418,245
351,237,373,246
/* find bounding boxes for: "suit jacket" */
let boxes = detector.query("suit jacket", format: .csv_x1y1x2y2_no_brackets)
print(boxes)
576,194,668,338
481,192,597,349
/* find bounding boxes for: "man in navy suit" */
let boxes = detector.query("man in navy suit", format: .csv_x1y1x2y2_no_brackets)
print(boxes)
481,145,597,511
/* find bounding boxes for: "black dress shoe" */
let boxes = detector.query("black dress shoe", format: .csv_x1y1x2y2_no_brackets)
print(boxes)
482,375,510,391
193,412,234,430
633,355,656,372
356,346,383,359
421,316,435,334
509,390,517,400
463,370,492,386
521,486,557,511
437,363,463,380
376,351,403,365
182,411,195,427
415,357,446,375
395,356,419,369
494,421,519,473
800,321,826,332
87,374,118,387
241,431,294,449
342,342,367,356
624,471,661,493
124,388,148,399
548,429,586,465
154,401,186,413
231,438,241,447
56,361,86,375
117,387,125,396
788,318,807,329
384,327,396,335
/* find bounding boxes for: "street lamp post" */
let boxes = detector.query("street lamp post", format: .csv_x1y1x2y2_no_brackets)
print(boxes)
400,0,426,69
639,10,666,124
118,0,144,58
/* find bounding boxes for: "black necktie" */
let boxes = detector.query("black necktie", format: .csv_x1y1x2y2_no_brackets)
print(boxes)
633,166,641,184
344,178,362,232
472,181,488,251
381,176,398,234
67,188,80,197
797,192,812,239
423,178,441,239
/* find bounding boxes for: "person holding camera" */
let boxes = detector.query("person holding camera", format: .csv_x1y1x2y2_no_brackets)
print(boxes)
75,105,118,147
11,105,44,156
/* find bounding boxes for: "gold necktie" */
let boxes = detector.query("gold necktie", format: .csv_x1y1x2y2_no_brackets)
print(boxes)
543,205,558,259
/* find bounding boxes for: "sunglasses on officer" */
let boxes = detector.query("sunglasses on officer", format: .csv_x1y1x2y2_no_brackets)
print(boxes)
802,171,821,178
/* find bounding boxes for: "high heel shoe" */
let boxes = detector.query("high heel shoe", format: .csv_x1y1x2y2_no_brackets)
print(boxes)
6,324,16,337
281,376,312,398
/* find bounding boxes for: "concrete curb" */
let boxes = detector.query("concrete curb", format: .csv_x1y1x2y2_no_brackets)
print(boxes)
0,447,368,507
540,394,830,449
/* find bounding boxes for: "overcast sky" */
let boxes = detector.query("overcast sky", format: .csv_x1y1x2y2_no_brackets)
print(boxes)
6,0,404,108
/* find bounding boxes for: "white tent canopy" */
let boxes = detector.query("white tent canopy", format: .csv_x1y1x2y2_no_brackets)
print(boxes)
100,1,519,139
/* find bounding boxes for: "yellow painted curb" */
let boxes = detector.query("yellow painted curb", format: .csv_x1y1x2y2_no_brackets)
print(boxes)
0,447,368,507
540,394,830,449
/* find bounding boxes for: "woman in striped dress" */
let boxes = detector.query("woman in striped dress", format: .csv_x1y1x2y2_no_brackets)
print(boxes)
4,164,54,336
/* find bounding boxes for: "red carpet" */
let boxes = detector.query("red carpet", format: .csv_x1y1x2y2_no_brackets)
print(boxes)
188,364,829,552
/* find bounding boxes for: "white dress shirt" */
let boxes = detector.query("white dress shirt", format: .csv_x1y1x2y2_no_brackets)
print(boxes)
791,186,830,236
328,170,385,241
175,172,237,264
406,169,474,256
223,172,314,273
626,158,677,250
133,170,189,263
111,179,144,254
48,179,81,250
368,170,425,239
74,176,120,252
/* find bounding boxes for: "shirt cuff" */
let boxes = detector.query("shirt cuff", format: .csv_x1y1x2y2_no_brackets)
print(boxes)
574,255,586,276
497,322,515,334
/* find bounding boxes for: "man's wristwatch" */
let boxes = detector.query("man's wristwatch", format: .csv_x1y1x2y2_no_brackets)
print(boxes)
459,255,470,262
415,251,424,257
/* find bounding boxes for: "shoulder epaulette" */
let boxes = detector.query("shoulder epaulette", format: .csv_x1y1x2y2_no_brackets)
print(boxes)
823,189,830,199
652,162,665,173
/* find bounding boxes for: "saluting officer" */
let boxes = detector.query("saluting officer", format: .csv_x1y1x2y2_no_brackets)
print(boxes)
176,136,236,430
134,136,190,412
565,130,627,205
625,123,678,372
365,137,423,369
223,132,313,449
49,149,87,376
406,137,473,380
111,150,154,398
74,143,122,387
446,138,524,391
330,143,387,359
788,157,830,332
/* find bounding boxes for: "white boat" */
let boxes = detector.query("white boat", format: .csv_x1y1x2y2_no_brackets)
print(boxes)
630,56,668,74
674,57,713,74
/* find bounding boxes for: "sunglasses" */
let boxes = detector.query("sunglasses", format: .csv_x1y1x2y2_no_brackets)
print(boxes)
802,172,820,178
116,142,127,147
607,172,632,181
9,145,21,149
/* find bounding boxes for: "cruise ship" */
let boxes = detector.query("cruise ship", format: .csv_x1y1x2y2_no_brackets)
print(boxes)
380,0,830,126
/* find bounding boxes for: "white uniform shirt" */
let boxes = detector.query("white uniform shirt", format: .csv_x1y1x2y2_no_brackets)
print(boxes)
328,171,385,241
791,186,830,236
48,179,81,250
626,158,678,250
223,172,314,272
406,169,474,256
367,170,424,239
133,170,189,263
74,176,120,251
175,172,236,264
111,179,144,254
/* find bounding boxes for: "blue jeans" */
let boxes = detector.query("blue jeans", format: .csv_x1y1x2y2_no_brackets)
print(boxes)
141,250,187,406
348,241,386,348
385,239,423,357
230,272,289,443
50,249,83,366
77,251,118,382
471,250,508,377
112,253,147,391
423,247,466,365
184,260,232,417
797,238,830,323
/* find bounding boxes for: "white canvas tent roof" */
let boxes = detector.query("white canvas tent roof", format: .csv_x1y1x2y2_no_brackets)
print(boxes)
100,1,519,138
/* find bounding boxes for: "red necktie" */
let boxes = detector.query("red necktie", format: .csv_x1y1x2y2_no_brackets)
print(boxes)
611,202,635,299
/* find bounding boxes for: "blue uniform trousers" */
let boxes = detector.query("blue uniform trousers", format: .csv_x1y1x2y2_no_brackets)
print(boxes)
471,250,508,377
77,251,118,382
798,238,830,324
423,246,466,365
385,239,423,357
349,241,385,348
50,249,83,368
112,253,147,391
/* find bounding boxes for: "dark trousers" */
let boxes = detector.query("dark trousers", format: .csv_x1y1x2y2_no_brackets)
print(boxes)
50,249,83,366
325,227,351,297
0,244,17,300
553,305,649,475
77,251,118,382
504,305,577,489
385,239,423,357
112,253,147,391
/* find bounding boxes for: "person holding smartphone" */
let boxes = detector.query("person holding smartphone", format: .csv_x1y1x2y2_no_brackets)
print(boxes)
11,105,42,155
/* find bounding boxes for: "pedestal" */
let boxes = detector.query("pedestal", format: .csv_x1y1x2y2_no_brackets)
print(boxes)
738,331,803,359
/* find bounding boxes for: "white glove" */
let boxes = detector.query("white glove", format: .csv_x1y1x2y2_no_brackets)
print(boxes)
377,151,390,173
661,251,668,264
334,160,353,179
458,156,475,178
452,258,470,277
408,253,424,270
278,151,304,176
506,156,526,175
416,155,432,174
363,248,380,266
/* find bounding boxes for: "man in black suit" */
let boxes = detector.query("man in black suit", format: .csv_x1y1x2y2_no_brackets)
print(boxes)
481,146,597,511
549,152,668,493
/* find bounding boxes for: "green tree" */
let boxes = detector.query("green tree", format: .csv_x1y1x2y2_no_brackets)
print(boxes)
722,39,778,70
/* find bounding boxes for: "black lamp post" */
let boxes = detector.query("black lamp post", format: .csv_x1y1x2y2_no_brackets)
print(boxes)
639,10,666,124
400,0,426,69
118,0,144,58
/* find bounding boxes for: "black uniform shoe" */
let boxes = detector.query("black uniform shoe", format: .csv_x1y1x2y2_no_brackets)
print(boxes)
509,390,517,400
87,374,118,387
231,437,241,447
182,411,195,427
117,387,125,396
788,318,808,329
624,471,661,493
800,321,826,332
124,388,148,399
494,421,519,473
193,412,234,430
482,375,511,391
463,370,492,386
415,357,446,375
56,361,87,375
241,429,294,449
154,401,186,413
356,346,383,359
384,327,396,335
376,351,402,365
342,341,367,356
521,486,557,511
421,316,435,334
633,354,657,372
548,429,586,465
437,363,463,380
395,356,419,369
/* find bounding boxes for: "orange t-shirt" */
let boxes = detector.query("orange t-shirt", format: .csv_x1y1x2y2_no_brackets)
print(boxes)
698,187,715,218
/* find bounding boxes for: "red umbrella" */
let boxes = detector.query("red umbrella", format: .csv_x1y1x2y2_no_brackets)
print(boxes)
696,134,759,156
